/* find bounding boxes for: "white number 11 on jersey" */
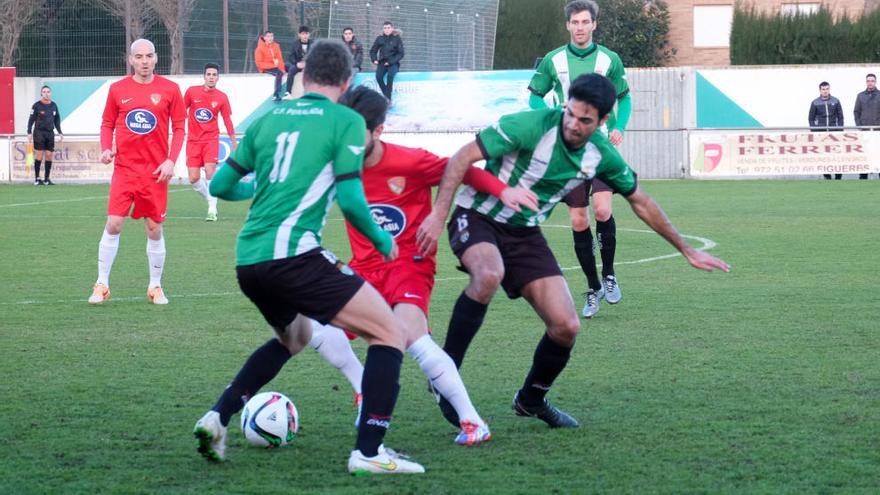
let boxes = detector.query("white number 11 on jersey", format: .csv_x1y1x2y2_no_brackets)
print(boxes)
269,131,301,183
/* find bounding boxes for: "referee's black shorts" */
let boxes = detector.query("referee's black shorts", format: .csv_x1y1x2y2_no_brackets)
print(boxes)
32,130,55,152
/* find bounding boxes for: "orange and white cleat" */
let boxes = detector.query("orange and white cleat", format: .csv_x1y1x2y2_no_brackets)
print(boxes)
88,283,110,304
147,286,169,305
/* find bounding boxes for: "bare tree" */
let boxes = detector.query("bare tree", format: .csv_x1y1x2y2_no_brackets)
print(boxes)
148,0,197,74
285,0,322,35
95,0,158,46
0,0,42,67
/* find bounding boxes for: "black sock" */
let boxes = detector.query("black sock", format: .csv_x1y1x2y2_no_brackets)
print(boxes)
573,228,600,291
443,292,489,369
34,160,42,180
519,333,573,405
44,161,52,180
596,216,617,278
212,339,291,426
356,345,403,457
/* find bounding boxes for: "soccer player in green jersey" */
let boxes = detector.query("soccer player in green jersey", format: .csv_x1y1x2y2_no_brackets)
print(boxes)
529,0,632,318
192,40,424,475
417,73,729,428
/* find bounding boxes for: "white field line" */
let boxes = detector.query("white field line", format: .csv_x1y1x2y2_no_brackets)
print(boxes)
0,188,190,208
2,224,718,306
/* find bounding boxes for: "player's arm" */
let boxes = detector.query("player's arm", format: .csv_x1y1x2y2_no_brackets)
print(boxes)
210,158,255,200
625,186,729,273
154,88,186,182
53,104,63,135
100,90,118,163
463,167,537,213
221,99,236,149
527,57,553,110
27,104,36,136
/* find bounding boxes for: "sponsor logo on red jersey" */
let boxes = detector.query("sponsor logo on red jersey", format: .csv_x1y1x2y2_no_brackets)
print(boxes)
194,108,214,123
125,109,157,134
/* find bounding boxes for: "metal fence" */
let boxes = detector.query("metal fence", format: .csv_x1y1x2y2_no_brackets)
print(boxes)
13,0,498,77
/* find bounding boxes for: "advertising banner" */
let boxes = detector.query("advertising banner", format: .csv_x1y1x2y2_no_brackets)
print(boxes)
8,139,109,181
690,130,880,177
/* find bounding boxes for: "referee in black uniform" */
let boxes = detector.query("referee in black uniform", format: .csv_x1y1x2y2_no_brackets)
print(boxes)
27,85,63,185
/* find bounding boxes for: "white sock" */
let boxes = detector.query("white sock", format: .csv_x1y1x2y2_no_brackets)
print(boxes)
97,230,120,286
192,178,209,200
206,180,217,210
408,334,483,425
146,236,166,288
309,321,363,394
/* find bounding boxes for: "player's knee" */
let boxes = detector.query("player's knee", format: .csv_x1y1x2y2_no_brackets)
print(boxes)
593,205,612,222
471,265,503,296
569,208,590,230
549,316,580,344
105,218,124,235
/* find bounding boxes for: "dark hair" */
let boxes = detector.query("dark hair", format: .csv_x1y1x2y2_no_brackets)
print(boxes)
41,85,51,91
868,73,877,80
565,0,598,21
819,81,830,89
263,30,272,36
339,86,388,131
299,25,310,34
383,21,393,27
204,63,220,73
303,39,352,87
343,27,353,33
568,73,616,118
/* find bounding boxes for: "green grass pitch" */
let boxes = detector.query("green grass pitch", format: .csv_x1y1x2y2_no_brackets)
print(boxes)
1,180,877,493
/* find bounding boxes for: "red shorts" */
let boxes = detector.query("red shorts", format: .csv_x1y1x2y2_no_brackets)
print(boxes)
360,257,436,315
343,257,436,340
186,140,219,168
107,171,169,223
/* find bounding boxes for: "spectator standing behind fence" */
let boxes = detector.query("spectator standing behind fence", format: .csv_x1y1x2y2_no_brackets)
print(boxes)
254,31,290,102
343,27,364,74
854,73,879,180
370,21,404,101
287,26,312,98
27,85,63,185
808,81,844,180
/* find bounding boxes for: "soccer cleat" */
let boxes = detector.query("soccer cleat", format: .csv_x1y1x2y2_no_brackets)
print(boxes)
353,392,363,429
512,391,579,429
88,283,110,304
193,410,227,462
43,179,55,186
348,445,425,475
581,287,604,318
272,95,282,102
147,286,169,305
427,379,460,427
603,275,622,304
455,420,491,446
34,178,43,186
205,210,218,222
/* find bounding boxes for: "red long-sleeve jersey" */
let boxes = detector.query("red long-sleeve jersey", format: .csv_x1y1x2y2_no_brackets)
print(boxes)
100,75,185,175
184,85,234,143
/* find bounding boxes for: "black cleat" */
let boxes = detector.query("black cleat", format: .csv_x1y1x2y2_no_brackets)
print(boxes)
427,379,460,427
512,391,579,428
34,178,43,186
43,179,54,185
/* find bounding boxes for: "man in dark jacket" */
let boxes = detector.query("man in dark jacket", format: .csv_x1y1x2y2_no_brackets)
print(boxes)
342,27,364,73
854,73,879,179
808,81,844,180
370,21,404,101
287,26,313,97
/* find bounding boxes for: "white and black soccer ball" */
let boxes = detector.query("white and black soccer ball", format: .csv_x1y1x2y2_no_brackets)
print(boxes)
240,391,299,448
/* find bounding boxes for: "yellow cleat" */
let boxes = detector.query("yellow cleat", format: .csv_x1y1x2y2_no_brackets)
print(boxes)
88,283,110,304
147,286,169,305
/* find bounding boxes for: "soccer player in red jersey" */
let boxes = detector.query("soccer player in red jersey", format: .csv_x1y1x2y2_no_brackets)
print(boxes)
88,38,185,306
184,63,236,221
307,86,538,445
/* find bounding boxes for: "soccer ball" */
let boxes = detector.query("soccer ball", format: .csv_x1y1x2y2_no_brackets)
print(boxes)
240,391,299,448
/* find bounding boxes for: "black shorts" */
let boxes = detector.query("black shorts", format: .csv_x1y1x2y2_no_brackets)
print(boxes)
32,130,55,152
236,247,365,328
561,177,613,208
448,207,562,299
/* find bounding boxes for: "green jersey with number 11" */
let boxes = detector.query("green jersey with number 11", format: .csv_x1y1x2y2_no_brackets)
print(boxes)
227,93,366,266
455,108,637,227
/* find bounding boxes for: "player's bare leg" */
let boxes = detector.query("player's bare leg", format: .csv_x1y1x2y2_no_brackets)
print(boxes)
332,284,424,474
512,275,580,428
189,164,218,221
